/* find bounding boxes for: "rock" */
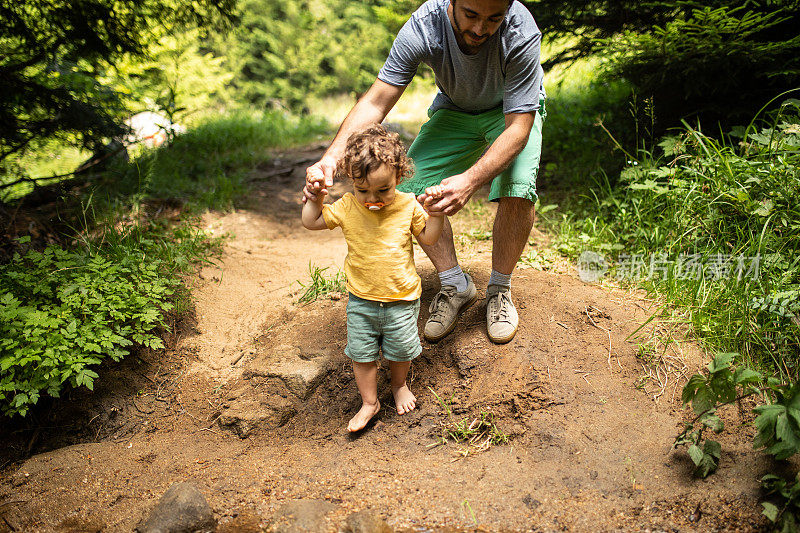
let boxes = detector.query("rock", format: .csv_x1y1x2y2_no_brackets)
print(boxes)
342,510,393,533
136,482,215,533
453,350,477,379
244,348,332,399
522,494,540,511
267,499,336,533
218,396,296,438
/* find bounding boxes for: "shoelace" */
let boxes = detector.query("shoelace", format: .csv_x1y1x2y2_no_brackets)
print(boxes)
489,291,512,322
428,286,458,322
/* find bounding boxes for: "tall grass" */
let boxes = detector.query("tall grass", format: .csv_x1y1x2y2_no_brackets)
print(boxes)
112,110,329,211
547,99,800,375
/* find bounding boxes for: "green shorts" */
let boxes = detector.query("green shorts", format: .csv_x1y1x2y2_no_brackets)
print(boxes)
345,294,422,363
398,99,546,203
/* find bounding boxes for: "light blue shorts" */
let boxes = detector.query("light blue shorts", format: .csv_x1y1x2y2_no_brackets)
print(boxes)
398,99,546,203
345,294,422,363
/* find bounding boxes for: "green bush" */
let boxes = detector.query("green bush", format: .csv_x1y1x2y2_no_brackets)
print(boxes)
548,99,800,372
530,0,800,132
599,4,800,132
676,352,800,528
0,220,221,418
217,0,395,110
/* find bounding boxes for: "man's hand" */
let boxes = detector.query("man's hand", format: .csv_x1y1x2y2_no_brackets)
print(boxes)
303,165,331,203
302,156,337,203
418,173,478,216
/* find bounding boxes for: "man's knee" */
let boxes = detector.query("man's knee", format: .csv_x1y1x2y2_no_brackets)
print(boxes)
497,196,535,216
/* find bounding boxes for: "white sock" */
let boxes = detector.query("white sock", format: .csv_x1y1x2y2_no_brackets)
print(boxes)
488,269,511,289
438,265,468,292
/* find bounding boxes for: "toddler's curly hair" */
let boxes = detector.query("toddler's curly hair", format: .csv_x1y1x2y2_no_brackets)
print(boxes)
336,124,413,184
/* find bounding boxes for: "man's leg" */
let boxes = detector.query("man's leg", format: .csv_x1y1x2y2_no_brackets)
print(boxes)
492,197,535,274
418,217,457,272
400,109,484,342
483,100,546,343
418,216,478,341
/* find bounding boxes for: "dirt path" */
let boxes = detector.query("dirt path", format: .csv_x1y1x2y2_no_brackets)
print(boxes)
0,144,771,532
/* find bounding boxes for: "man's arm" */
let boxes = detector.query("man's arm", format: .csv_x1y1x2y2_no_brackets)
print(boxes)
419,112,535,216
303,79,406,200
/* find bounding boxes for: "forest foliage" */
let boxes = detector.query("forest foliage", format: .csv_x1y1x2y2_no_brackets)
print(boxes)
529,0,800,131
0,0,235,182
4,0,799,187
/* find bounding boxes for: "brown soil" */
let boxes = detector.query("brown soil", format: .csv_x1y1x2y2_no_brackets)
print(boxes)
0,144,777,532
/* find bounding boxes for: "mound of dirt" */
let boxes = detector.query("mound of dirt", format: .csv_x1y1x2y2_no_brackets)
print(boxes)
0,145,774,532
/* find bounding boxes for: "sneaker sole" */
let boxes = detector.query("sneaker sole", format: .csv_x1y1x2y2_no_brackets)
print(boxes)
423,291,479,343
487,323,518,344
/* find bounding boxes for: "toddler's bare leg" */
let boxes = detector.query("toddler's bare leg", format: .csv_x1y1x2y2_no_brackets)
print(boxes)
348,361,380,432
389,360,416,415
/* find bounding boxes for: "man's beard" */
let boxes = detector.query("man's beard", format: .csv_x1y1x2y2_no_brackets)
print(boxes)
451,13,489,53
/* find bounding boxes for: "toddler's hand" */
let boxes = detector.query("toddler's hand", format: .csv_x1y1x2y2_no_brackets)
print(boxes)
302,157,336,203
425,185,444,200
303,166,328,202
420,184,446,216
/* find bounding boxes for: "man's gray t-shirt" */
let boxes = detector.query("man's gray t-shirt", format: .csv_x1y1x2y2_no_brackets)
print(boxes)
378,0,545,115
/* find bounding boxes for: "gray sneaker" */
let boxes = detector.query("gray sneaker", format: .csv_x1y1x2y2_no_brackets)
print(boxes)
486,285,519,344
424,273,478,342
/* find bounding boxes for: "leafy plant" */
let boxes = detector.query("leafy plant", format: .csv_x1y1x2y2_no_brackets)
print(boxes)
677,352,800,527
296,263,347,305
518,249,557,271
762,473,800,532
675,353,761,477
550,100,800,373
0,218,220,418
0,241,171,416
427,387,509,456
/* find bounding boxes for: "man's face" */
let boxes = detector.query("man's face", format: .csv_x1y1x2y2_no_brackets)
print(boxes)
448,0,510,54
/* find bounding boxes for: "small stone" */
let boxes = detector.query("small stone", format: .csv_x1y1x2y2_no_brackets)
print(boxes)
135,482,215,533
267,499,336,533
11,471,29,487
522,494,541,511
343,510,393,533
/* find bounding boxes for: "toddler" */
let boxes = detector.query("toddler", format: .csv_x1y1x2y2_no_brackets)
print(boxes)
302,124,444,432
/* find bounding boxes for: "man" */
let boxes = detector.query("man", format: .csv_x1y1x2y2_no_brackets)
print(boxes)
304,0,545,344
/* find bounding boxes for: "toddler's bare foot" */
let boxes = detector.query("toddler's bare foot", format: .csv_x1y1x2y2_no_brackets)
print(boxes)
392,384,416,415
348,401,380,432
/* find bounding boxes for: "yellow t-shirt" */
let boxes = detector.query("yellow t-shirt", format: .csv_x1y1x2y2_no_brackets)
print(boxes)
322,192,429,302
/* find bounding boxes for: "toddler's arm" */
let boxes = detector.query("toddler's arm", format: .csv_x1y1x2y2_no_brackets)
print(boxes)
416,208,445,246
417,185,445,245
302,168,329,230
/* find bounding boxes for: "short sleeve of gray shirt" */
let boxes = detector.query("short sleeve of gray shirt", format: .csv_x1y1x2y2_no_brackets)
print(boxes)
378,0,545,115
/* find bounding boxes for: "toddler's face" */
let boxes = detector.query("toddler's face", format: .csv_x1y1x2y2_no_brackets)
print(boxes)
353,163,398,211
